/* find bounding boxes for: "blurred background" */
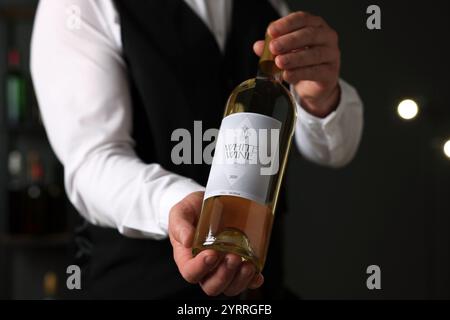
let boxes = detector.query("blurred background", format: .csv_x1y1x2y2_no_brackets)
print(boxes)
0,0,77,300
0,0,449,299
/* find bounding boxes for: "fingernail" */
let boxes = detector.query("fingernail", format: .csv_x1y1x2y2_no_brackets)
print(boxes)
204,255,218,267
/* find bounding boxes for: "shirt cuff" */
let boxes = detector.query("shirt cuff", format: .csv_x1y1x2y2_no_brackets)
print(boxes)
290,79,351,134
120,172,205,240
158,178,205,232
291,78,363,167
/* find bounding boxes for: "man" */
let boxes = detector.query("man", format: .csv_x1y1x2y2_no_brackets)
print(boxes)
31,0,363,299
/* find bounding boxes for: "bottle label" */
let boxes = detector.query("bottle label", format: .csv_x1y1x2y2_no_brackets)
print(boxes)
204,112,282,205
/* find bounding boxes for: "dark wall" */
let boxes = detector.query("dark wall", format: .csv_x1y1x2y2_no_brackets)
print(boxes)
284,0,450,299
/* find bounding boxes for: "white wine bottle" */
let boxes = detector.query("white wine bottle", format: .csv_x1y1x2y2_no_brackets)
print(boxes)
193,34,297,272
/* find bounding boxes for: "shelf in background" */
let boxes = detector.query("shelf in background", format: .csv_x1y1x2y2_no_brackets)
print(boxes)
0,232,71,248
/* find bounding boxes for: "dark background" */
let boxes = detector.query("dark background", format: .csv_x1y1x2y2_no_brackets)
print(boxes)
0,0,74,299
284,0,450,299
0,0,449,299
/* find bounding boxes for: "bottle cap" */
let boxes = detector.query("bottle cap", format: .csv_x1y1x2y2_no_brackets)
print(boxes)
258,34,281,78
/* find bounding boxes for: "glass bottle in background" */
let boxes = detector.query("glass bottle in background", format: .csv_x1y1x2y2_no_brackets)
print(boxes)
43,271,58,300
193,34,297,273
23,151,48,234
8,150,24,188
47,181,66,234
8,150,65,235
6,49,27,126
8,150,25,233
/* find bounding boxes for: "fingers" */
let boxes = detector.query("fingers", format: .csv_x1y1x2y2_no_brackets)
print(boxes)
253,40,265,57
249,273,264,289
168,192,264,296
169,204,196,247
223,262,256,296
200,255,265,297
254,11,339,70
168,192,203,247
199,254,243,296
171,232,223,286
282,63,339,84
269,12,324,38
275,46,338,70
270,26,337,55
169,191,219,285
254,22,331,57
174,247,222,284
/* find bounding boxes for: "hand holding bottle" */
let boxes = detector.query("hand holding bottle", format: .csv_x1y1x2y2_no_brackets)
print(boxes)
254,11,341,118
169,192,264,296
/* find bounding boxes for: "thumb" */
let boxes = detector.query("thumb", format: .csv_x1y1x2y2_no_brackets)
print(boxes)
169,203,197,248
253,40,265,57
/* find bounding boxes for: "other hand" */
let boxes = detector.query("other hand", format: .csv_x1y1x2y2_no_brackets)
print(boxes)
168,191,264,296
254,11,341,118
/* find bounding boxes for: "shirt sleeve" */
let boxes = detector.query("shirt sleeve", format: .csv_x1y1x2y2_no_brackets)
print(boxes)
292,80,364,168
30,0,204,239
270,0,364,168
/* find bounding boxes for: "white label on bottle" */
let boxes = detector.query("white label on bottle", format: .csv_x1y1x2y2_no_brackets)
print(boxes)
204,112,282,205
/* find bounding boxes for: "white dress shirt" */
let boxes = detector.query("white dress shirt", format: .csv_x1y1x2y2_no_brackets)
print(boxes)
30,0,364,239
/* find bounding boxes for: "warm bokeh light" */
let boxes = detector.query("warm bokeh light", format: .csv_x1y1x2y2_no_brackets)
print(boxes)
397,99,419,120
444,140,450,159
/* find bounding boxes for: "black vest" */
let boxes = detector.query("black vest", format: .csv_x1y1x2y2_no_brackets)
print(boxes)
75,0,287,299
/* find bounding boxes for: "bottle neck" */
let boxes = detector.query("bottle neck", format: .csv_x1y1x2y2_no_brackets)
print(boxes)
257,34,282,82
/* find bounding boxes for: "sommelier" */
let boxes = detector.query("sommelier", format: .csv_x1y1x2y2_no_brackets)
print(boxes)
31,0,363,299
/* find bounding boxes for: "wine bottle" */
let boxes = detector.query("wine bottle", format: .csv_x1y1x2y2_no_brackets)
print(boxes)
6,49,27,125
8,150,25,234
24,151,47,234
8,150,24,187
193,34,297,272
